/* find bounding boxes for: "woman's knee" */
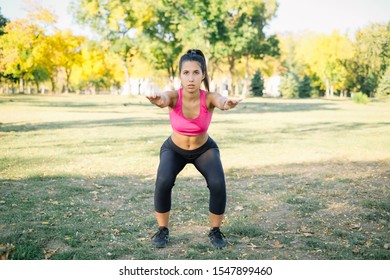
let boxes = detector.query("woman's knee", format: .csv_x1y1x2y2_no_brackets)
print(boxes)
208,176,226,194
156,174,175,192
154,175,174,212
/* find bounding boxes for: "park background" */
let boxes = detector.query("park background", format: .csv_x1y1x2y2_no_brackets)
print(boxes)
0,0,389,98
0,0,389,260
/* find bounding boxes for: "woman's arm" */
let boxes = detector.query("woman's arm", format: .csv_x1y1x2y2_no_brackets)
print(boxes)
209,92,242,111
146,90,177,108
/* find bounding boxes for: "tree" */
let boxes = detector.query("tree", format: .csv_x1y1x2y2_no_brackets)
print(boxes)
138,0,184,85
298,75,312,98
279,72,299,98
47,30,84,93
278,33,304,77
250,69,263,96
21,9,84,93
71,41,123,94
0,7,9,36
73,0,140,94
0,6,58,93
72,0,280,93
376,67,390,97
0,8,11,88
198,0,278,95
30,66,49,93
295,31,354,96
348,22,390,97
0,19,43,93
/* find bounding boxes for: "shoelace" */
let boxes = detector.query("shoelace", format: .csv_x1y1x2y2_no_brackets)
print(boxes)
210,228,225,239
151,228,168,239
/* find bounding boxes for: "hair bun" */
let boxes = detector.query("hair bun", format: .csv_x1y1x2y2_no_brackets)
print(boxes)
187,49,204,58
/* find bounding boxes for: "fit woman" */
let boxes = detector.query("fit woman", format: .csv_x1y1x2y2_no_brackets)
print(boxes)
146,49,242,248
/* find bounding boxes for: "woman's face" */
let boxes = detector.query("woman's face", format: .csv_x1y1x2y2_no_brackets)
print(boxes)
180,61,205,93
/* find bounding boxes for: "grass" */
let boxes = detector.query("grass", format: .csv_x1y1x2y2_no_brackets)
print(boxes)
0,94,389,260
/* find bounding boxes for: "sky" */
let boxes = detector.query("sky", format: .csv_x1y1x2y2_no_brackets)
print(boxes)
267,0,390,35
0,0,389,36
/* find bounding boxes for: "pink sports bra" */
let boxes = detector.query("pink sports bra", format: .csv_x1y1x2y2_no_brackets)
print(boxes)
169,88,213,136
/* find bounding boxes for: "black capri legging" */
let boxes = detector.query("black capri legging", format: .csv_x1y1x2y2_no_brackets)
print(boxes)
154,136,226,215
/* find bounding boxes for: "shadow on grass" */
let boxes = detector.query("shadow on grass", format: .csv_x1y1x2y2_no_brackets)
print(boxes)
219,121,390,146
0,174,158,260
1,160,389,260
230,100,338,114
1,94,151,108
0,117,169,133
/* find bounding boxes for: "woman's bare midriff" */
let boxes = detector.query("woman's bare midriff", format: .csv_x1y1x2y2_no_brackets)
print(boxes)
170,131,209,150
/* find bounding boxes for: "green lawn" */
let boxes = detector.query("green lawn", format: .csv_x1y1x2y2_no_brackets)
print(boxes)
0,94,389,259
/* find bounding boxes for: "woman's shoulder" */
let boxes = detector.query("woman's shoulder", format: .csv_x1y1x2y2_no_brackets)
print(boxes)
205,91,220,100
164,90,179,109
205,91,220,109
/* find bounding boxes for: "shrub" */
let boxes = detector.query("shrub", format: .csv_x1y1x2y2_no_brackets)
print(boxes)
352,92,370,104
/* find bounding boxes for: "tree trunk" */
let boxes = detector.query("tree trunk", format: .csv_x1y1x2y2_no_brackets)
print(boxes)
50,76,57,93
167,64,175,90
34,81,39,94
122,61,130,95
228,55,235,96
243,54,250,98
19,75,24,93
65,68,71,94
325,79,330,97
138,79,142,95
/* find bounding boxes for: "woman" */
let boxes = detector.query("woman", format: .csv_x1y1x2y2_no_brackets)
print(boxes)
146,49,242,248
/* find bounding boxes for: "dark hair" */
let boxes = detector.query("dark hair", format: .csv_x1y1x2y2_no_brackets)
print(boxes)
179,49,210,92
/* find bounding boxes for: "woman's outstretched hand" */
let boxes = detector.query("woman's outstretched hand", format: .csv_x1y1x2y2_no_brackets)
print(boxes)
146,93,164,107
223,98,242,110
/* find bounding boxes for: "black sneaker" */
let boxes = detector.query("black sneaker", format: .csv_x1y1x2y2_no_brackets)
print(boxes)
208,227,227,248
151,226,169,248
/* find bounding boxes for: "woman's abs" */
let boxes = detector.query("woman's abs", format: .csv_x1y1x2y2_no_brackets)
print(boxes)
170,131,209,150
